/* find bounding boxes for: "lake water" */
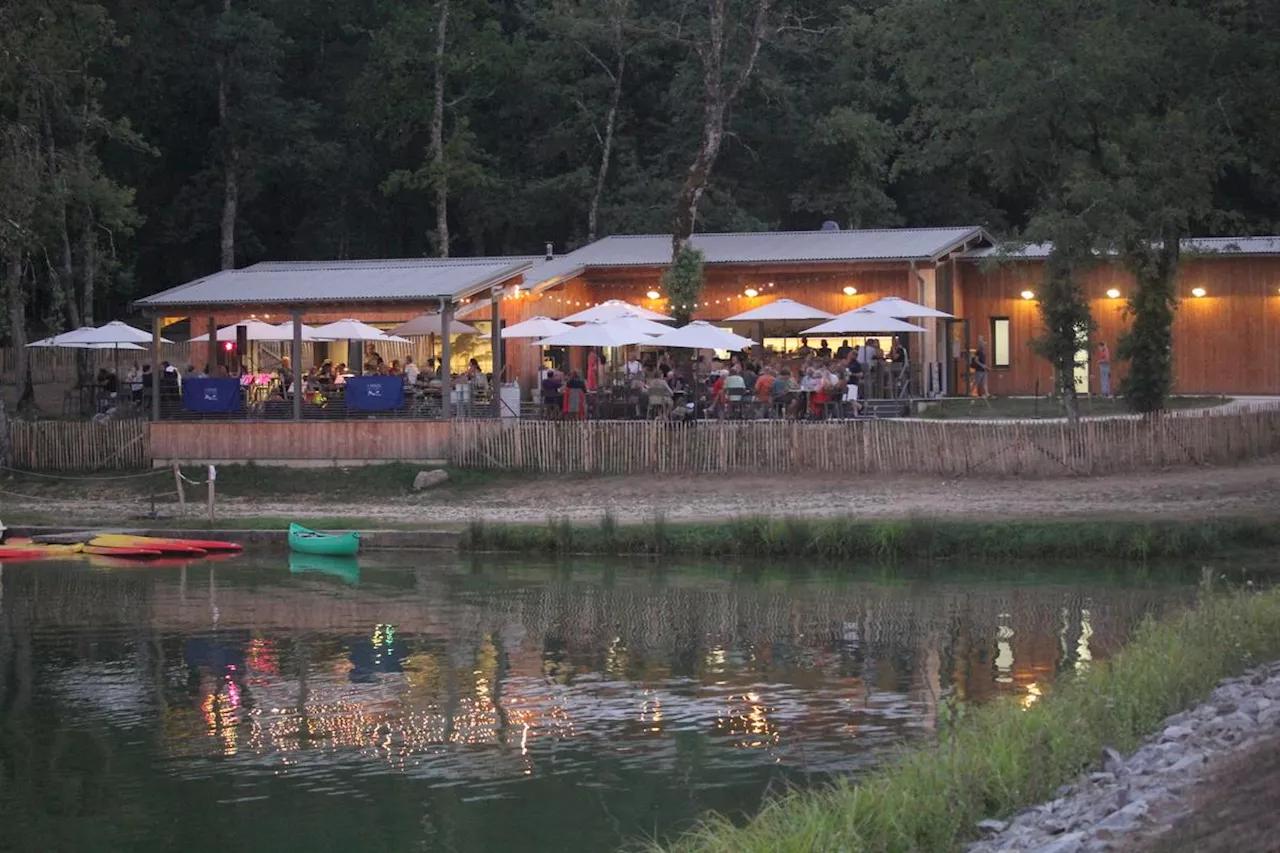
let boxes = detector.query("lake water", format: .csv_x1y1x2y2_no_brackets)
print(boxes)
0,554,1232,852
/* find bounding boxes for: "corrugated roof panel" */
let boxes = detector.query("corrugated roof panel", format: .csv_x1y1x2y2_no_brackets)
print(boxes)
963,236,1280,260
137,258,535,308
522,227,987,291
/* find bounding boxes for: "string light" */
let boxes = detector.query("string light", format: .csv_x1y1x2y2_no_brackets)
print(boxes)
744,288,759,298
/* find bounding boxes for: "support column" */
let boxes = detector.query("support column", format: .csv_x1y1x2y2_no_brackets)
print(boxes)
151,315,162,421
491,287,502,417
440,300,453,420
291,308,303,422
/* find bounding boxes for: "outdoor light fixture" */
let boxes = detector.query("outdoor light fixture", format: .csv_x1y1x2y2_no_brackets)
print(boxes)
1020,290,1035,300
843,285,857,296
1106,288,1121,299
744,288,759,298
646,290,660,300
1191,287,1207,298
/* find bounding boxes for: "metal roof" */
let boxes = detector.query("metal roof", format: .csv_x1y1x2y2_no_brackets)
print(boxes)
963,236,1280,260
135,257,539,310
524,227,989,291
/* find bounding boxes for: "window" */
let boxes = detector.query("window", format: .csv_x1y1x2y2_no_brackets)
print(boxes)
991,318,1011,368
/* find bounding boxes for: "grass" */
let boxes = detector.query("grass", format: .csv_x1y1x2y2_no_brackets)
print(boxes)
918,394,1230,420
463,514,1280,562
650,580,1280,853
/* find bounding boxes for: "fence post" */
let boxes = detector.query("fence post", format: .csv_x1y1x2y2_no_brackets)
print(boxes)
173,462,186,515
207,464,217,522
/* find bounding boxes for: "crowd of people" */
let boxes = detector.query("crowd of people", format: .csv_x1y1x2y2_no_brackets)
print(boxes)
539,336,912,420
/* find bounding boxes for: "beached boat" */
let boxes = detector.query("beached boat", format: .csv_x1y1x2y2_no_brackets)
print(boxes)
288,523,360,556
81,545,165,558
86,533,240,553
0,546,58,560
2,539,85,557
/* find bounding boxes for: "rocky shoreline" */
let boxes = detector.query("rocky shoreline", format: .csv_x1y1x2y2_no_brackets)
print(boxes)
966,660,1280,853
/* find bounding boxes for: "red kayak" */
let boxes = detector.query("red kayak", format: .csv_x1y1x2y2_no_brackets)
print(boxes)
0,547,55,560
81,545,166,559
88,534,231,554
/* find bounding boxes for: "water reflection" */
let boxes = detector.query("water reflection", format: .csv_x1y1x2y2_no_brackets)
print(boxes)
0,556,1208,853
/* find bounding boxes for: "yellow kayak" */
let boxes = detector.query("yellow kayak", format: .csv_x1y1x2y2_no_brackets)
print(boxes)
0,539,84,557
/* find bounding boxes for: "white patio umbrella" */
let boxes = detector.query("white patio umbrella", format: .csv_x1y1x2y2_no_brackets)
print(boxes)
802,308,928,336
27,337,144,350
650,321,757,351
860,296,954,319
189,318,288,342
46,320,172,346
388,313,481,337
265,321,333,342
724,298,834,322
500,316,573,339
310,318,411,343
560,299,673,323
537,319,660,348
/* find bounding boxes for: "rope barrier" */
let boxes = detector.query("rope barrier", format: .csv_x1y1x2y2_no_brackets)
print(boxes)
0,486,156,505
0,465,168,481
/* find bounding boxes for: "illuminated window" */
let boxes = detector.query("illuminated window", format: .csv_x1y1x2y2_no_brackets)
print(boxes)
991,317,1011,368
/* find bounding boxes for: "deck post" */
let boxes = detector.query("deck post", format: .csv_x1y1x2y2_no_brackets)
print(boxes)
491,285,503,417
440,299,453,420
291,308,303,422
151,314,162,421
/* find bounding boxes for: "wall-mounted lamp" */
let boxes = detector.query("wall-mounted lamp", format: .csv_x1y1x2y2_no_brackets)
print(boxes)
744,288,759,298
1191,287,1207,298
843,285,857,296
1020,290,1036,300
1105,288,1121,299
646,290,661,300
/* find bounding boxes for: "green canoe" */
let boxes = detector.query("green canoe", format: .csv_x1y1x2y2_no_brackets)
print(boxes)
288,523,361,556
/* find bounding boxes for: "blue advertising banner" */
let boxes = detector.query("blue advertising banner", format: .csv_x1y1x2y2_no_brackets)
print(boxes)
345,376,404,412
181,377,243,413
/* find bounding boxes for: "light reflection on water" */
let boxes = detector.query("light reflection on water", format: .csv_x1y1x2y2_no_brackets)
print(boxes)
0,556,1203,852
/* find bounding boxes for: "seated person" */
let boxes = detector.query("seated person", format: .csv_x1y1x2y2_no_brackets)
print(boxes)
541,369,563,408
646,373,674,415
753,368,776,403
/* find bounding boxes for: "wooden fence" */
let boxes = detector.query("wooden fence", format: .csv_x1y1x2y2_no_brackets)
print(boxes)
451,406,1280,477
8,418,149,471
3,405,1278,474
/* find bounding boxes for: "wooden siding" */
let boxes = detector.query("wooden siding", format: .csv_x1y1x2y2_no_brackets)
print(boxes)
957,257,1280,396
150,421,453,463
450,408,1280,477
9,419,149,470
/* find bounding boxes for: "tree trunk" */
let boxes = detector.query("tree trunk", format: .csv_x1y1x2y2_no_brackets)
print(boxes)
217,59,238,270
5,252,31,412
587,43,625,244
670,0,773,257
80,210,97,326
430,0,451,258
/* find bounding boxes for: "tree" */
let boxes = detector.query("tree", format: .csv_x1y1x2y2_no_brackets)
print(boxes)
661,243,706,326
669,0,779,256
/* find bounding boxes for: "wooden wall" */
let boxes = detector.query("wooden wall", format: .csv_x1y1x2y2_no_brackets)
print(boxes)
150,421,453,464
956,256,1280,396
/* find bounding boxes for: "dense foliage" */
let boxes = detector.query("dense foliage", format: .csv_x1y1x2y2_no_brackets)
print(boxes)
3,0,1279,407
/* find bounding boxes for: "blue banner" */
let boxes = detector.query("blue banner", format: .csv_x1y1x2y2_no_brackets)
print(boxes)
182,377,242,413
345,376,404,412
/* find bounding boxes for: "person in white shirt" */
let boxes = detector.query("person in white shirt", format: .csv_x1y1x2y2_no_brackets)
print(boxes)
625,355,643,376
404,357,420,384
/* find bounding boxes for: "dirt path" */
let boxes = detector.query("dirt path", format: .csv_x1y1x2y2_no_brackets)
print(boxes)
14,460,1280,524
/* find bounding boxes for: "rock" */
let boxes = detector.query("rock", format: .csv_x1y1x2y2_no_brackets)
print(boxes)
1089,772,1116,785
1167,752,1208,774
976,819,1008,834
1041,816,1070,834
1101,746,1126,773
1094,800,1150,834
1258,704,1280,727
412,469,449,491
1160,724,1194,742
1038,831,1087,853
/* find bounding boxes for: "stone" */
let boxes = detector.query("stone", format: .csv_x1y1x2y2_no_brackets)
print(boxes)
1038,831,1087,853
1101,746,1126,773
1167,752,1208,775
412,469,449,491
976,819,1008,834
1258,704,1280,727
1041,816,1070,834
1160,724,1194,742
1089,772,1116,785
1093,800,1150,834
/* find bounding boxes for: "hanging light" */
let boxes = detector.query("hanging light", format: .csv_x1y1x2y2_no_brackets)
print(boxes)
1020,290,1036,300
646,290,661,300
1191,287,1207,298
1105,288,1121,299
744,288,759,298
843,285,857,296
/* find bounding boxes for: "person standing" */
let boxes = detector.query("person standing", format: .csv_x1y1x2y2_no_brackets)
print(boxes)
971,336,989,399
1097,340,1111,398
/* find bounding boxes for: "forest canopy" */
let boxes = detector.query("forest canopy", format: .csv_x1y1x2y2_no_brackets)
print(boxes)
2,0,1278,340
